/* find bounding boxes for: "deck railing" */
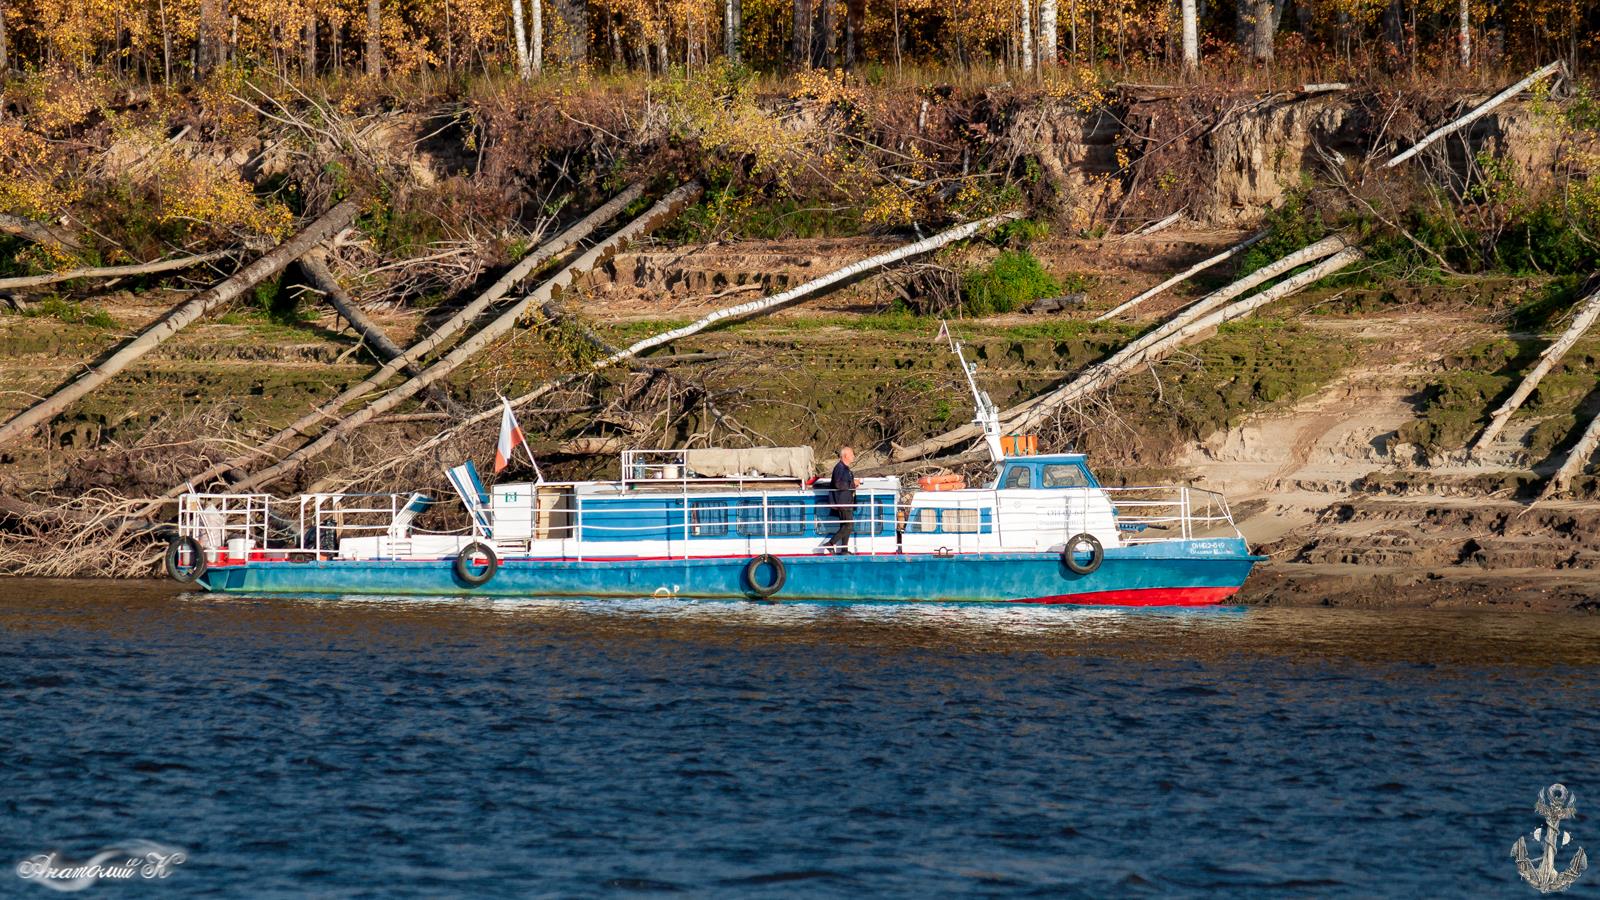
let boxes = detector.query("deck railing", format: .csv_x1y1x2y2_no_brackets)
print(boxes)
177,483,1241,560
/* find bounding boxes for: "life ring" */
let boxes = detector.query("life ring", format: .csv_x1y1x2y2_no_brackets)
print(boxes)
164,535,207,584
454,542,499,587
1062,533,1104,576
743,554,786,598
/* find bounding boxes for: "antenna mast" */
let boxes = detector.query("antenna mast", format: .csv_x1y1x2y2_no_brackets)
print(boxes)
942,323,1005,462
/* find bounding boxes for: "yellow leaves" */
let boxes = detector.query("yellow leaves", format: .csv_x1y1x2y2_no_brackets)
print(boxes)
0,121,83,220
153,156,294,239
1044,66,1109,114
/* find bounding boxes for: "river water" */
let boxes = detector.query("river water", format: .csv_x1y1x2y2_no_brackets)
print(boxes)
3,579,1599,897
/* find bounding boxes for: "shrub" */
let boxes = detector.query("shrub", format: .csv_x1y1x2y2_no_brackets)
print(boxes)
960,250,1062,316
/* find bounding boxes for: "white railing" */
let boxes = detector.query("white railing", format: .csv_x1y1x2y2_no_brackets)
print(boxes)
1101,486,1242,542
177,492,436,560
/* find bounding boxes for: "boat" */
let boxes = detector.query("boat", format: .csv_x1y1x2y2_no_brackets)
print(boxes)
166,339,1264,605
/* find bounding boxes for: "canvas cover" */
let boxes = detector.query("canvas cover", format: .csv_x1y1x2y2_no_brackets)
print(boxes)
684,447,815,480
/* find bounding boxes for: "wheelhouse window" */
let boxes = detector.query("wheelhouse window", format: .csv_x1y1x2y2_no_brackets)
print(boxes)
1041,464,1090,488
1001,465,1032,489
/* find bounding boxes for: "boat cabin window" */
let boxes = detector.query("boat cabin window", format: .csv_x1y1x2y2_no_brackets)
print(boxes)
1041,464,1090,488
1002,466,1032,489
945,509,981,533
689,500,730,536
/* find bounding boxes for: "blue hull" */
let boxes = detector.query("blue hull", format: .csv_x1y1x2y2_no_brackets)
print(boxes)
196,538,1260,606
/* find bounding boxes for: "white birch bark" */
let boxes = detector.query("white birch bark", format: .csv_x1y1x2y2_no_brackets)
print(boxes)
1471,284,1600,455
1038,0,1057,66
530,0,542,74
1458,0,1470,69
1019,0,1035,72
1095,231,1265,321
1541,413,1600,499
1181,0,1198,71
1385,61,1565,169
228,183,704,492
511,0,531,78
0,249,234,292
0,200,363,448
159,182,648,498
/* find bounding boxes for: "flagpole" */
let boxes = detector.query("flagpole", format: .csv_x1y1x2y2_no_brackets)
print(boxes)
499,394,544,484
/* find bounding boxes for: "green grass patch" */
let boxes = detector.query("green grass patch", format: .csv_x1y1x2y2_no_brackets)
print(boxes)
7,297,118,329
960,250,1061,316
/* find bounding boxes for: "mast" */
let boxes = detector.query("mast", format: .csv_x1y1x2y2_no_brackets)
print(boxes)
943,324,1005,462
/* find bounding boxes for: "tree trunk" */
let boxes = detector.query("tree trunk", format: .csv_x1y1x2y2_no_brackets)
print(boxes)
894,235,1351,463
1384,61,1565,168
0,213,84,254
511,0,531,78
844,0,863,66
365,0,381,76
229,183,704,492
0,0,10,73
1250,0,1276,62
1094,231,1266,321
1180,0,1198,71
1540,410,1600,500
300,252,465,416
303,13,317,77
819,0,834,67
1006,247,1365,434
394,211,1025,470
1039,0,1057,66
1471,284,1600,455
530,0,542,74
1458,0,1470,68
159,183,648,498
0,200,362,449
792,0,811,67
0,249,234,292
724,0,740,61
1019,0,1035,71
198,0,220,74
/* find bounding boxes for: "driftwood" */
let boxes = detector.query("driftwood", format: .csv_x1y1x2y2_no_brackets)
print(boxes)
1383,61,1566,169
1006,247,1365,433
156,181,646,498
0,199,363,448
899,235,1350,462
228,182,703,492
1539,412,1600,501
1095,230,1266,321
0,249,235,292
385,211,1025,472
300,250,465,417
0,212,83,252
1471,284,1600,456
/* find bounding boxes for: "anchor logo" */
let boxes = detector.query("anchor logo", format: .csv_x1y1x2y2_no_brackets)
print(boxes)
1512,783,1588,893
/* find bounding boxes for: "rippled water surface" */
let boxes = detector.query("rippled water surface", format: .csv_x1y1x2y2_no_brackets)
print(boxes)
4,579,1600,897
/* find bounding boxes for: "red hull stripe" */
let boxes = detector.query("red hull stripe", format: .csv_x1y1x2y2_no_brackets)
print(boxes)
1014,586,1240,606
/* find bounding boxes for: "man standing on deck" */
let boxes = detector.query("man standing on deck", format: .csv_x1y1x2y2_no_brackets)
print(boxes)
824,446,857,554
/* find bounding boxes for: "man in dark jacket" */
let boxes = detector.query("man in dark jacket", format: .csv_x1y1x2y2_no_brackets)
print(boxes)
824,446,857,554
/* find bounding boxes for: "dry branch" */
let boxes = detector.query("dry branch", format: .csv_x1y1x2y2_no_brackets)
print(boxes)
1095,230,1265,321
228,182,702,492
1471,284,1600,456
156,180,646,499
0,199,364,448
0,249,235,292
1383,61,1566,169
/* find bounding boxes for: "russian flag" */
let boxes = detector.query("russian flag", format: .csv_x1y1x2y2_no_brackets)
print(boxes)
494,397,528,474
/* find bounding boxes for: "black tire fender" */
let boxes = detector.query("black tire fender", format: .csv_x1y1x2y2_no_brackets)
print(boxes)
454,542,499,587
743,554,786,598
1062,533,1104,576
165,535,207,584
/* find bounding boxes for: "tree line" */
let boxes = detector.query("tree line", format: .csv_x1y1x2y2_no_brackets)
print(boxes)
0,0,1594,84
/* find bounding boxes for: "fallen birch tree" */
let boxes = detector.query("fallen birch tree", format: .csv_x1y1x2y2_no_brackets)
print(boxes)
228,182,703,491
0,249,235,292
1470,283,1600,457
1384,61,1566,169
156,180,646,498
369,210,1026,478
1538,411,1600,501
897,234,1351,462
0,212,83,253
1005,247,1367,433
1095,231,1265,321
0,198,364,448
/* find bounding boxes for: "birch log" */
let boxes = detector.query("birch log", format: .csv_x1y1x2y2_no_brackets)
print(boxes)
301,251,464,416
228,182,703,492
1005,247,1365,432
391,211,1025,467
899,235,1348,462
1383,61,1565,169
0,212,83,253
0,199,363,448
1094,230,1265,321
1539,411,1600,500
0,249,234,292
157,181,644,498
1470,283,1600,456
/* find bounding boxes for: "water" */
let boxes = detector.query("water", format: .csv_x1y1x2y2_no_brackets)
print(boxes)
4,580,1599,897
